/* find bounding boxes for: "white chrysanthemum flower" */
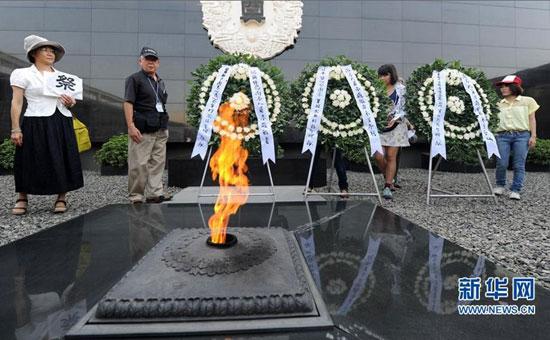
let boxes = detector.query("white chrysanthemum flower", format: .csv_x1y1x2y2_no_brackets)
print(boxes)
229,92,251,111
302,103,309,109
329,93,336,100
236,127,243,133
364,80,371,87
447,96,465,114
199,105,205,111
305,108,310,114
213,125,220,133
418,91,424,96
341,131,348,138
199,92,206,98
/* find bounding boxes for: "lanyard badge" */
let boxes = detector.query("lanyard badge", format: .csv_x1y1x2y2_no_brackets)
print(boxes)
147,77,164,112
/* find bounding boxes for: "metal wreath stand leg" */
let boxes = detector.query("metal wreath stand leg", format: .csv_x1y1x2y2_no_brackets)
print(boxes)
426,148,497,205
197,145,276,201
304,146,382,204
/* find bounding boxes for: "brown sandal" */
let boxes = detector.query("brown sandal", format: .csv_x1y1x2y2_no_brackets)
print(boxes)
12,198,28,216
54,200,67,214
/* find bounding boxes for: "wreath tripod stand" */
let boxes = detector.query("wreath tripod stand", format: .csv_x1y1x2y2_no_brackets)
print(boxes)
426,148,497,205
304,146,382,204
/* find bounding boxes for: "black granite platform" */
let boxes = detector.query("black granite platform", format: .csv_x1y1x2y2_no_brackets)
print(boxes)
0,202,547,339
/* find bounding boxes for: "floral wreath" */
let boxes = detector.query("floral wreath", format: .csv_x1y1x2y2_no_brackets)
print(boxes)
291,56,391,163
198,64,281,141
417,69,491,141
187,54,290,155
406,59,499,163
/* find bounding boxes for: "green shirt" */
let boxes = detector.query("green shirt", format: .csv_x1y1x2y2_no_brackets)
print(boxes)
496,95,539,132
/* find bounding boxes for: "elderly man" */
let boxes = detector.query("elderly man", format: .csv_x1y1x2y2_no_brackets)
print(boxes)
124,47,171,203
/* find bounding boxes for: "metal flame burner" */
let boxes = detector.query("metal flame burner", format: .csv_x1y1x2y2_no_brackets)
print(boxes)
206,233,238,248
67,227,333,338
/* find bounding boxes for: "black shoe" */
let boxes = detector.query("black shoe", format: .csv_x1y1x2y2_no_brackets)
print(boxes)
146,197,162,203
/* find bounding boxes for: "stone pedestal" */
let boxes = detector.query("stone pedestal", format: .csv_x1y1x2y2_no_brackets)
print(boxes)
67,227,333,338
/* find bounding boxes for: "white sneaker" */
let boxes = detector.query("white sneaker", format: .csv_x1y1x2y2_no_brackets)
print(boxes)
509,192,521,200
493,186,506,196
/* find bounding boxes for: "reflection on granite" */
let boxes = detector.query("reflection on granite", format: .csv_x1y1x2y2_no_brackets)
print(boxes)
296,201,549,340
0,202,547,339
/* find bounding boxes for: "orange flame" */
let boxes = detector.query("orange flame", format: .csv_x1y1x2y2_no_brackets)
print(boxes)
208,103,250,244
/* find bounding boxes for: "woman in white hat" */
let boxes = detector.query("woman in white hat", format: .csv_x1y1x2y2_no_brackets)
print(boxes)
9,35,83,215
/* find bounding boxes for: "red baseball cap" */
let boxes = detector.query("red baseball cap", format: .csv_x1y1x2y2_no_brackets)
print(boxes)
496,75,522,86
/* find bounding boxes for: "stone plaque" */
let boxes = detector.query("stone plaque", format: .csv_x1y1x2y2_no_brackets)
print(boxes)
201,1,303,59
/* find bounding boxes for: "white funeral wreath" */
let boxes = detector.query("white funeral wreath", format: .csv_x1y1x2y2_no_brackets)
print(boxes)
197,63,281,141
301,65,381,139
417,69,492,141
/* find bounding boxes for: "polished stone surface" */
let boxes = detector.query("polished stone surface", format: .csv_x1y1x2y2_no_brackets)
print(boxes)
0,202,548,339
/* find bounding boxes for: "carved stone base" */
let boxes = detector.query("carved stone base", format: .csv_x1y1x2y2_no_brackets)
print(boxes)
67,227,333,338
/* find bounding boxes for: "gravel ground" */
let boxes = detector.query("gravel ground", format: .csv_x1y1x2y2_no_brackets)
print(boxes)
1,169,548,289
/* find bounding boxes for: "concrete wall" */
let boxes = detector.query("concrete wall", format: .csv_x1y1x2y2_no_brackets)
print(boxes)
1,0,549,129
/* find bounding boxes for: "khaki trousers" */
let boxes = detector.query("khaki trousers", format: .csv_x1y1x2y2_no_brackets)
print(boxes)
128,129,168,202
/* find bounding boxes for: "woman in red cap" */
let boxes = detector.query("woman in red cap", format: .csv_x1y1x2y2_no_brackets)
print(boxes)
493,75,539,200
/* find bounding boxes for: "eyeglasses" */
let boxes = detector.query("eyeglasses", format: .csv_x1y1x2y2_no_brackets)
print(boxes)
38,47,56,54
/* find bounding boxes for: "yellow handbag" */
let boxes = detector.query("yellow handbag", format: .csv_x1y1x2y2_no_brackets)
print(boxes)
73,116,91,153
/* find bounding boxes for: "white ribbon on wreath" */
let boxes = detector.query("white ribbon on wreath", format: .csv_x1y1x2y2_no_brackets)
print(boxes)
192,65,232,159
461,74,500,159
431,70,448,158
249,67,275,164
341,65,383,156
302,66,330,155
